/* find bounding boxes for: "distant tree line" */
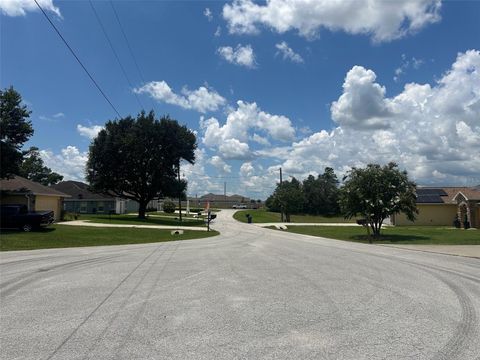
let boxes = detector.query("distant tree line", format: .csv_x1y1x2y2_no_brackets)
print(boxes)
265,163,417,239
265,167,340,221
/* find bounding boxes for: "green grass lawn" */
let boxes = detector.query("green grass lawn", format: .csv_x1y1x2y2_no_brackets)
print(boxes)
0,225,219,251
273,225,480,245
233,209,356,224
78,214,205,227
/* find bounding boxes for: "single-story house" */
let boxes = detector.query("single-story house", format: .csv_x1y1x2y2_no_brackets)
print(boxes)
50,181,139,214
0,176,70,221
391,187,480,228
186,193,254,209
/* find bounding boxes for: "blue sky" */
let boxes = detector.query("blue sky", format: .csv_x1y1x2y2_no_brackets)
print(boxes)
2,0,479,198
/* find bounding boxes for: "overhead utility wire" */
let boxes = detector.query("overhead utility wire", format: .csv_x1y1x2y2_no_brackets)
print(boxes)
89,0,145,111
109,0,159,114
34,0,121,118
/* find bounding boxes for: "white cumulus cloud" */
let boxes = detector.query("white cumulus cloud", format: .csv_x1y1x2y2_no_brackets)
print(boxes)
219,139,252,160
77,124,104,140
134,81,226,113
268,49,480,186
201,100,295,148
40,146,88,181
217,44,256,68
200,101,295,160
240,162,254,177
1,0,61,17
223,0,441,42
275,41,304,63
204,7,213,21
331,66,393,129
209,155,232,173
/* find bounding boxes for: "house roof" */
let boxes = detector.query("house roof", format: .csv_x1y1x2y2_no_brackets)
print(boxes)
0,176,70,197
416,186,480,204
50,181,116,200
196,193,251,202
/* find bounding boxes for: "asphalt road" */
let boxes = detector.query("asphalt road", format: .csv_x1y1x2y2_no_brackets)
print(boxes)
1,210,479,359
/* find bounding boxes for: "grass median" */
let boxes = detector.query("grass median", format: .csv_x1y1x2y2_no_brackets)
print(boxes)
233,209,356,224
272,225,480,245
0,225,219,251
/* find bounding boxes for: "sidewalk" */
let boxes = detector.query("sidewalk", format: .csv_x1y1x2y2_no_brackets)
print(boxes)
57,220,209,231
255,222,361,228
379,244,480,259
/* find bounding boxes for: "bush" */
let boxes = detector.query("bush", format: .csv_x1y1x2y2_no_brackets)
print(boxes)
163,201,176,214
61,211,79,221
146,207,157,213
453,215,461,228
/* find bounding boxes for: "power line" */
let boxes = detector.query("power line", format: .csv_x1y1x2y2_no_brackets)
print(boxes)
109,0,159,114
34,0,121,118
88,0,145,111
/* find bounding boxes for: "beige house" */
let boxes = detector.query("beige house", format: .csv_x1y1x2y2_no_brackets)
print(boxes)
392,187,480,228
187,193,254,209
0,176,70,221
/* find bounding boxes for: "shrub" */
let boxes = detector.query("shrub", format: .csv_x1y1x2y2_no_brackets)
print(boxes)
163,200,176,214
61,211,79,221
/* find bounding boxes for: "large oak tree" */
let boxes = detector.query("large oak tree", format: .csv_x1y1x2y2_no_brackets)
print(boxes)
86,111,196,219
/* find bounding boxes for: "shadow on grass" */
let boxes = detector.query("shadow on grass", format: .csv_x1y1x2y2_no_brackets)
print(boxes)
350,234,430,243
86,215,204,227
1,227,56,235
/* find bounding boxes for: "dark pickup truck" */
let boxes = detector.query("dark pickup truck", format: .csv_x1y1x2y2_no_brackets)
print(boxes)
0,204,54,232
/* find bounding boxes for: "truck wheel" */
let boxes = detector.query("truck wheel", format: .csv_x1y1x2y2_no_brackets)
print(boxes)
22,224,33,232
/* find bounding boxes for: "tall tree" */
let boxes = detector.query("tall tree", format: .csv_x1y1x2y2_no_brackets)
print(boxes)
161,118,196,221
268,177,304,222
302,168,340,215
19,147,63,186
339,162,417,240
86,111,196,219
0,87,33,178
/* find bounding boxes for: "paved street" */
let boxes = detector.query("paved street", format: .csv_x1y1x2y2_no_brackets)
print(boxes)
1,210,479,359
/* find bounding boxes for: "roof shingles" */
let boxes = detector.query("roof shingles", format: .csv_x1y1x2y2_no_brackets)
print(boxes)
0,176,69,197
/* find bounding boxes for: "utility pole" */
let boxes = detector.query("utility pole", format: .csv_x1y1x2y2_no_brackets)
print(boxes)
224,181,227,209
280,167,284,222
178,164,182,222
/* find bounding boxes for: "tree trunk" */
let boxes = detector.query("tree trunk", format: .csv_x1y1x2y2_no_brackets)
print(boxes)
372,221,381,238
286,213,291,222
138,201,147,219
368,222,375,243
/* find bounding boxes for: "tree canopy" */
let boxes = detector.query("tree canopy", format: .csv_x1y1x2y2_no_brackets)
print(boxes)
339,162,417,239
86,111,196,218
265,167,341,219
19,147,63,186
266,177,304,222
0,87,33,179
302,167,339,215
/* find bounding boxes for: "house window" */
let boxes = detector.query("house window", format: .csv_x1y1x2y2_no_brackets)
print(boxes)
97,202,104,213
80,202,87,213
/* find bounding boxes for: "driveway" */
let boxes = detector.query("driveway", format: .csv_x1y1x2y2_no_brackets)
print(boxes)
1,210,479,359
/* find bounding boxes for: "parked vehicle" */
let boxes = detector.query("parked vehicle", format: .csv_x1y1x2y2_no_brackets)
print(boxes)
0,204,54,232
232,204,247,209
